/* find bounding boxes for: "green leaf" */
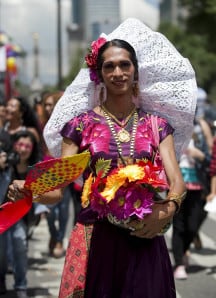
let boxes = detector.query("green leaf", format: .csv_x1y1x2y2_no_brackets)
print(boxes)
95,158,112,178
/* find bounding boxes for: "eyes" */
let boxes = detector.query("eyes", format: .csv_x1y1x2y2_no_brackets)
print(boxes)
14,142,33,151
102,60,133,73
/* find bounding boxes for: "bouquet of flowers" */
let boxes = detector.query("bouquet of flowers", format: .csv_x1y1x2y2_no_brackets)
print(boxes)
81,158,168,226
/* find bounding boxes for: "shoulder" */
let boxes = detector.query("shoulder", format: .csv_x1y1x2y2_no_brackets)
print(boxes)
138,110,171,127
65,110,101,127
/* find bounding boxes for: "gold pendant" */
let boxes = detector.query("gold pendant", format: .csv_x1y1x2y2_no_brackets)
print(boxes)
117,128,130,143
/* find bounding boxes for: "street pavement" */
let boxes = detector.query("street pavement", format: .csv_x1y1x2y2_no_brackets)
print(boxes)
1,201,216,298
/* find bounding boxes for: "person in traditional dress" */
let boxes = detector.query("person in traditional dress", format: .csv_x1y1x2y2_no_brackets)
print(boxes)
7,18,197,298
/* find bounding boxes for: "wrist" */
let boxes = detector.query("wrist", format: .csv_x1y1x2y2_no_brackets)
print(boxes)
167,200,178,214
166,191,187,213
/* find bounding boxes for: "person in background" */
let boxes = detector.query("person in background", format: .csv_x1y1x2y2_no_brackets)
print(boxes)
172,98,213,280
4,96,41,144
40,90,63,159
0,130,41,298
0,131,12,296
40,91,71,258
192,88,213,249
206,137,216,202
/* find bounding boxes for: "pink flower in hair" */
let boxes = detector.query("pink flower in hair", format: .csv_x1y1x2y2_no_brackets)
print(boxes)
85,37,107,84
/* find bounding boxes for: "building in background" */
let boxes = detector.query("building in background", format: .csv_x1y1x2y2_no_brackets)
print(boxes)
67,0,160,67
70,0,120,42
121,0,159,30
160,0,188,26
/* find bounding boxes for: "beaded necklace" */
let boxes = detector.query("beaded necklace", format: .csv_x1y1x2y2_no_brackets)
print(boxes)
101,105,138,161
101,104,136,143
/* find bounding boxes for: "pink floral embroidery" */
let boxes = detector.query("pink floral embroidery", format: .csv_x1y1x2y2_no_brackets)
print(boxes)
81,123,111,154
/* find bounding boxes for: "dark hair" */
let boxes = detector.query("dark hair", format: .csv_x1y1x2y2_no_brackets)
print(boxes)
96,39,139,81
12,130,41,165
10,96,41,134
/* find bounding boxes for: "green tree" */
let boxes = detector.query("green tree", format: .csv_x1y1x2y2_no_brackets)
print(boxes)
179,0,216,52
159,0,216,103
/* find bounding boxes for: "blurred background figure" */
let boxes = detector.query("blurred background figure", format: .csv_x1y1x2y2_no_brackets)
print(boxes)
206,137,216,203
0,130,42,298
172,88,213,280
40,90,63,159
0,103,6,129
40,90,74,258
4,96,41,144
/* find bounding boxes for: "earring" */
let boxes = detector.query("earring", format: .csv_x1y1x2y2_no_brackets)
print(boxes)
132,81,139,98
99,82,107,104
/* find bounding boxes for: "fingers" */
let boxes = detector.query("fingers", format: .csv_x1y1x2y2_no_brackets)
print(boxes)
130,225,156,239
127,220,154,238
7,180,29,202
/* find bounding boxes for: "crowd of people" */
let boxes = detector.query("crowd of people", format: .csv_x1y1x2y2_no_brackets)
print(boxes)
0,17,216,298
0,93,80,298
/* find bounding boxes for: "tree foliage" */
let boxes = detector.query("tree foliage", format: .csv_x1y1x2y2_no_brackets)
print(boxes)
179,0,216,52
159,1,216,103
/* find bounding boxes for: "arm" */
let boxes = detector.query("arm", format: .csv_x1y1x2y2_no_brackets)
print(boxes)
128,134,186,238
206,176,216,202
206,138,216,201
186,146,205,161
8,137,79,204
199,118,213,153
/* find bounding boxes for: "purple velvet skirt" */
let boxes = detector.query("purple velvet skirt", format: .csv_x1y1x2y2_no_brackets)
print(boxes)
84,220,176,298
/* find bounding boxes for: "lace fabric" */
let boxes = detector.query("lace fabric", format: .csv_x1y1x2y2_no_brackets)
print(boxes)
44,18,197,159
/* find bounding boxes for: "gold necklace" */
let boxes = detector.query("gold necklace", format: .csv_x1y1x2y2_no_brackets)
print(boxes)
102,107,138,158
101,105,136,143
101,104,136,127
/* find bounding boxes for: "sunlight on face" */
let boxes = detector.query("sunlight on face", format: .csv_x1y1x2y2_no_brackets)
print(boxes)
101,47,135,95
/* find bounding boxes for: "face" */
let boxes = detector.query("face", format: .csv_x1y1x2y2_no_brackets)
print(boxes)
14,137,33,162
101,46,136,96
5,98,22,122
44,96,55,118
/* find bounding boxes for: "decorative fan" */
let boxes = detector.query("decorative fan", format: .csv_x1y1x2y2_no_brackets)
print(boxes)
0,197,32,234
0,151,90,234
25,151,90,196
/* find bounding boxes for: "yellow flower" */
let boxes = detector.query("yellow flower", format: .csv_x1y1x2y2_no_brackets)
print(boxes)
118,164,145,182
100,175,125,202
100,165,145,202
81,173,93,207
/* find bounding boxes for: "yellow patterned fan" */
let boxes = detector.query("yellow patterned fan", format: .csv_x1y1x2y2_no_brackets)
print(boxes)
25,151,90,196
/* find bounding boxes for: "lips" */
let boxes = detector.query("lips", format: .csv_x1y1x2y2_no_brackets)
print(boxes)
112,80,125,86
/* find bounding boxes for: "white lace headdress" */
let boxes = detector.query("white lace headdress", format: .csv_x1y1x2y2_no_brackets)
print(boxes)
44,18,197,159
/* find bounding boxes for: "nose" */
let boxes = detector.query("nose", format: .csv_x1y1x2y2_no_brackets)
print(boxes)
113,65,123,77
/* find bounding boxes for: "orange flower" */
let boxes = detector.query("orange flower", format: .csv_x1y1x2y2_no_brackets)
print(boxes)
100,175,125,202
100,164,145,202
81,173,93,207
